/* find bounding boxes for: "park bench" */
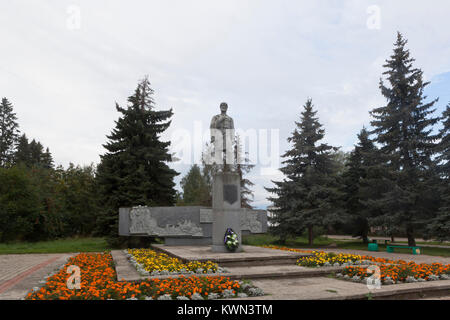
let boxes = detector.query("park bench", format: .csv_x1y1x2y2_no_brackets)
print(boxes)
386,245,421,255
367,239,391,251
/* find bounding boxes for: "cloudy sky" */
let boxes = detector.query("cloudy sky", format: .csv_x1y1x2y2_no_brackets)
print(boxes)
1,0,449,208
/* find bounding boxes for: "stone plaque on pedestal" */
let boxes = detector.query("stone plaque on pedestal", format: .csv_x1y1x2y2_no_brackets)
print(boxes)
211,172,243,252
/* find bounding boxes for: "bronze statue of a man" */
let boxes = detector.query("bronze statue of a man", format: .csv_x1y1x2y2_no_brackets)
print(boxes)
210,102,235,167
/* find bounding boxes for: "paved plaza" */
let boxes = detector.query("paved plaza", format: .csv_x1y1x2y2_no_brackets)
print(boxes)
0,253,74,300
1,247,449,300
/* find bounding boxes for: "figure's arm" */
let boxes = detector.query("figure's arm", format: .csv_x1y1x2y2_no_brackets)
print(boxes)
210,115,218,129
210,115,218,143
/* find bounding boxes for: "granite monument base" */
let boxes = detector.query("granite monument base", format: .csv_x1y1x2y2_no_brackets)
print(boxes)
211,209,243,253
211,171,243,253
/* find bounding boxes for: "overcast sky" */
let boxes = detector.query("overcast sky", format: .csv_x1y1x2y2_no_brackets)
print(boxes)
1,0,449,208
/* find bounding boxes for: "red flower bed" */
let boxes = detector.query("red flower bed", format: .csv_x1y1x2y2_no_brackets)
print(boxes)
26,252,244,300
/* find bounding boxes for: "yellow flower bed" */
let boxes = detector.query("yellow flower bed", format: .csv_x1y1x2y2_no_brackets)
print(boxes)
262,245,363,267
128,249,218,273
297,251,363,267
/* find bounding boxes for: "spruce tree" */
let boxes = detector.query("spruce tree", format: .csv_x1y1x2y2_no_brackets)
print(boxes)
341,128,376,243
265,99,343,245
29,139,44,165
41,147,54,169
15,135,54,169
14,134,31,165
369,32,440,246
426,103,450,240
0,98,20,167
437,104,450,177
96,77,178,243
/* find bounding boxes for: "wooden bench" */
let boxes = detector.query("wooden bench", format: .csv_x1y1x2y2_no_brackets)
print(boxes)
386,245,421,255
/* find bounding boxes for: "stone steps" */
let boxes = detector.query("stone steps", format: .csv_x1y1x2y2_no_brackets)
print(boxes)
196,256,302,267
151,244,312,267
112,249,345,282
224,265,346,280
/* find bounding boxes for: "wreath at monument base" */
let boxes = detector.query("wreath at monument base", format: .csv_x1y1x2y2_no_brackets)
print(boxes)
224,228,239,252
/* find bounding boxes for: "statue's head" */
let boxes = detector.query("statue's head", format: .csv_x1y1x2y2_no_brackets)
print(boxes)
220,102,228,113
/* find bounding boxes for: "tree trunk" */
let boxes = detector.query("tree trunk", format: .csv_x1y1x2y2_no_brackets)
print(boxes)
308,227,314,246
362,219,369,244
391,236,395,242
362,235,369,244
278,235,286,245
406,226,416,247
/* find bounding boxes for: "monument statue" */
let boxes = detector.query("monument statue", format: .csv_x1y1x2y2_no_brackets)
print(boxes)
208,102,242,252
118,101,268,251
210,102,235,168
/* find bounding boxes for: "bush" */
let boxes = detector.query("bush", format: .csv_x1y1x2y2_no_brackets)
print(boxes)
0,166,42,241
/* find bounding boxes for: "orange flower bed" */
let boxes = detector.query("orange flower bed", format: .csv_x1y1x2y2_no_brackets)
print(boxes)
26,252,246,300
343,261,450,282
265,245,450,283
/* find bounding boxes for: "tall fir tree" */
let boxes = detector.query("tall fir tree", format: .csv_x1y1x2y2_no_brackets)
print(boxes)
29,139,45,165
0,97,20,167
426,103,450,240
96,77,178,244
341,127,377,243
41,147,54,169
14,134,31,165
265,99,343,245
369,32,440,246
14,134,54,169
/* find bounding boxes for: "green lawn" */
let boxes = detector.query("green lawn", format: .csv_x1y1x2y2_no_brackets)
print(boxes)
242,234,334,247
334,241,450,257
393,240,450,246
242,234,450,257
2,235,448,257
0,237,110,254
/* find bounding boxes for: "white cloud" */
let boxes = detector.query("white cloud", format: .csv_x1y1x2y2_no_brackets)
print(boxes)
1,0,450,208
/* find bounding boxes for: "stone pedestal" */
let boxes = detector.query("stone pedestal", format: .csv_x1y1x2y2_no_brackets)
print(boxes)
211,172,243,253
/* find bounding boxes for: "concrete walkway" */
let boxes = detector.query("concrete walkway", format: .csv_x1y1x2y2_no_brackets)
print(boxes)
0,253,74,300
242,277,450,300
